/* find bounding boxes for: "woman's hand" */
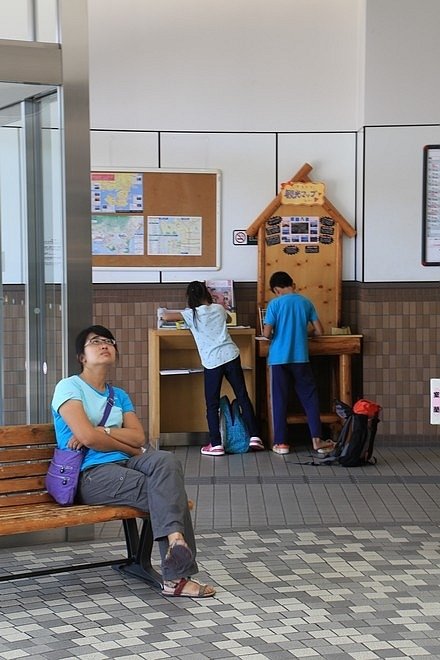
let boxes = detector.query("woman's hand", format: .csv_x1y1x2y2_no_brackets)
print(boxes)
67,435,85,451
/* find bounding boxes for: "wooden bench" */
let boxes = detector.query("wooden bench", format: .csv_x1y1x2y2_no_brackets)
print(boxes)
0,423,163,587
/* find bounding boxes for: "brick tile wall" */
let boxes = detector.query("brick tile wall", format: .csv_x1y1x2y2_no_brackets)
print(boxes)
4,282,440,445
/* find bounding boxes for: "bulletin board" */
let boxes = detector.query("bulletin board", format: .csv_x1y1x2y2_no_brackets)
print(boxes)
91,168,221,269
422,145,440,266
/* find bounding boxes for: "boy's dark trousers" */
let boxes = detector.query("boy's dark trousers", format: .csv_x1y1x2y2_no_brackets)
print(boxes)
269,362,322,444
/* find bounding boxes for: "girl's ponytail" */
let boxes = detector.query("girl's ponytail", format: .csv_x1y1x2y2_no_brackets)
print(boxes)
186,281,212,327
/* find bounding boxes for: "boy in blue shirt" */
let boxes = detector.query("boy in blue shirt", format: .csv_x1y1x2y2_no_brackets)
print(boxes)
263,271,335,455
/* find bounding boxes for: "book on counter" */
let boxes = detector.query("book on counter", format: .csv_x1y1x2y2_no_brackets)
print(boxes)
157,307,188,330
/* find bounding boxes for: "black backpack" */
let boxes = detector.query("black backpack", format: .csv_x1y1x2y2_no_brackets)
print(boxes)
319,399,381,467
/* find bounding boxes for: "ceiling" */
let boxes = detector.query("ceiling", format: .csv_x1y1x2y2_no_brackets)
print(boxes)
0,81,56,109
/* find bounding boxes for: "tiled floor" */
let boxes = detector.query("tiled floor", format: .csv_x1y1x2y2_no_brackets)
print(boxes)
2,444,440,659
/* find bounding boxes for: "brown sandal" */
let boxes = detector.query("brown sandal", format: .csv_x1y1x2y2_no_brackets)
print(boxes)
162,577,216,598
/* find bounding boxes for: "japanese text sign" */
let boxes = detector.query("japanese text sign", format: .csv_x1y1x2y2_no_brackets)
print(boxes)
281,181,325,206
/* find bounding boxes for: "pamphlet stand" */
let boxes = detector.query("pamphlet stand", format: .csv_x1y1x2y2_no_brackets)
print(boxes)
148,328,256,447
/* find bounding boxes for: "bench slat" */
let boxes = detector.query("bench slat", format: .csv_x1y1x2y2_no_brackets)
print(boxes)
0,492,54,507
0,447,54,464
0,475,46,495
0,463,50,480
0,424,55,447
0,502,145,535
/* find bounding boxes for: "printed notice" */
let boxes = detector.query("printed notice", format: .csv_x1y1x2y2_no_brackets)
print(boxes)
424,151,440,263
91,172,143,212
147,215,202,256
92,215,144,255
430,378,440,424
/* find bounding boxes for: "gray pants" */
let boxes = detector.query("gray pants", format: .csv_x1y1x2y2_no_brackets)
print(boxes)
77,445,198,581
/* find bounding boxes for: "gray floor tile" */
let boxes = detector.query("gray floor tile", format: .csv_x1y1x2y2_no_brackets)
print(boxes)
2,446,440,658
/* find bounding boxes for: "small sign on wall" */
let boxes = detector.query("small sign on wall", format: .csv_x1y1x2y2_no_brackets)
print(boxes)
280,181,325,206
233,230,258,246
430,378,440,424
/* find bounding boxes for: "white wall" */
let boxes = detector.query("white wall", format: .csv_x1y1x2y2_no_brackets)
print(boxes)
363,125,440,282
358,0,440,282
159,133,275,283
88,0,362,283
277,133,357,281
363,0,440,126
88,0,440,284
88,0,362,133
90,130,357,283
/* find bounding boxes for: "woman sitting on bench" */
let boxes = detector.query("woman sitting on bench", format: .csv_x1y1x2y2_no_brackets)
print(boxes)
51,324,215,599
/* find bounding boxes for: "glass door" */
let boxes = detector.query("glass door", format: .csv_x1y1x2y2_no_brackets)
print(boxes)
0,87,64,424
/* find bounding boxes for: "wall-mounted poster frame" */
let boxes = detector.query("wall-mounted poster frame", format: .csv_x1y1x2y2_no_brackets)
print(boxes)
422,145,440,266
91,167,221,270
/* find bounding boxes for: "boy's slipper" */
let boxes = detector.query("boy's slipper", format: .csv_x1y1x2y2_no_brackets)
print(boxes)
162,540,194,575
272,443,290,455
315,447,335,455
162,577,216,598
313,440,336,453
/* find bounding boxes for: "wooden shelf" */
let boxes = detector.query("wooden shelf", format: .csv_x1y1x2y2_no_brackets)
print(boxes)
287,413,339,425
149,328,256,446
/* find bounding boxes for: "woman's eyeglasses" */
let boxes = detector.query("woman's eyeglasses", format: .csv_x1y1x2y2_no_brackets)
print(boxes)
84,337,116,347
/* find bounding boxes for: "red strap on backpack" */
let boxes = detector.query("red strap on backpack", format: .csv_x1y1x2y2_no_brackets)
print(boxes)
353,398,381,417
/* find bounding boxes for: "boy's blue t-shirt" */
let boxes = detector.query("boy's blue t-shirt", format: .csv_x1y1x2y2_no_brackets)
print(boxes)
51,375,134,471
264,293,318,365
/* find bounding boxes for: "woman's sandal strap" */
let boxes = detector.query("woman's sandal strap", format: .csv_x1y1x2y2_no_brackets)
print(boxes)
173,578,189,596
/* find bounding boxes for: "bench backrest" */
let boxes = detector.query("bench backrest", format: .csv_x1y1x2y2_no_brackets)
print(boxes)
0,424,56,508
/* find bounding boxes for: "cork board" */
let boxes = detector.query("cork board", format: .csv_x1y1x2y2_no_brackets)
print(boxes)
91,169,220,269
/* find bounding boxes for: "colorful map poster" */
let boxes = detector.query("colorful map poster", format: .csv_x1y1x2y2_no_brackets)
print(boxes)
147,215,202,256
91,172,143,212
92,215,144,255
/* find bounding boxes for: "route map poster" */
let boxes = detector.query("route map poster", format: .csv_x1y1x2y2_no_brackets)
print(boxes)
91,172,143,213
147,215,202,256
91,215,144,255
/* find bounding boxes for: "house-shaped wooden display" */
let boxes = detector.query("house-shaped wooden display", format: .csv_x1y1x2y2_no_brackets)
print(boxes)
247,162,360,444
247,162,355,334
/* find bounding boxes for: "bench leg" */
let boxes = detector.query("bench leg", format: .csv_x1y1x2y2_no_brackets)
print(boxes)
113,517,163,589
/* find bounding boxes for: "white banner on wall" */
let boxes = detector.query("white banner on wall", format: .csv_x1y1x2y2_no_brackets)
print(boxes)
430,378,440,424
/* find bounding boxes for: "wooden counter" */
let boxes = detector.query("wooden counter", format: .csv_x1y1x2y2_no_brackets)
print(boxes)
256,334,362,443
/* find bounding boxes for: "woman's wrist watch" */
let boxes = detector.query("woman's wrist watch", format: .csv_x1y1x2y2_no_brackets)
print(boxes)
104,427,111,435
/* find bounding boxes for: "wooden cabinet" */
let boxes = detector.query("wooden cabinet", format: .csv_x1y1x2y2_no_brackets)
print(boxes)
148,328,256,447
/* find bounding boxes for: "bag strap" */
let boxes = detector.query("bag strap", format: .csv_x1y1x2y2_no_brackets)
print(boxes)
98,384,115,427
